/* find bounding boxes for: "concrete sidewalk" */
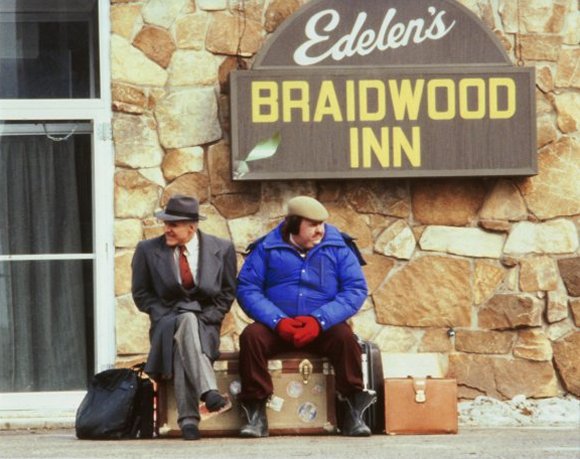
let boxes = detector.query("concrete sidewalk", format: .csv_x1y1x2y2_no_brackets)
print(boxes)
1,427,579,459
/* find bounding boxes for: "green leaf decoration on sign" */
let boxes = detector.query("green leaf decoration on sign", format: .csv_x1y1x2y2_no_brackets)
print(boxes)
245,132,281,163
233,160,250,180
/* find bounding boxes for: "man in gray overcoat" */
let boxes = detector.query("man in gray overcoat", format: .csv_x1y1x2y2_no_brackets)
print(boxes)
131,195,237,440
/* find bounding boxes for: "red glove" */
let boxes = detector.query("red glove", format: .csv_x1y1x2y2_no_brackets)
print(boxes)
293,316,321,348
276,318,302,343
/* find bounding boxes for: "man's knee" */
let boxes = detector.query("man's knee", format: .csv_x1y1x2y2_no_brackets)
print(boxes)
240,322,270,347
323,323,356,344
176,312,198,329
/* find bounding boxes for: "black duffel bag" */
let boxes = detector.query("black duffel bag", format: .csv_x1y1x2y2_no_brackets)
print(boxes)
75,364,154,440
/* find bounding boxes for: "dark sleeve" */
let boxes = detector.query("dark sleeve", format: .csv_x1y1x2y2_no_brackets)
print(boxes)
131,242,170,324
198,241,238,325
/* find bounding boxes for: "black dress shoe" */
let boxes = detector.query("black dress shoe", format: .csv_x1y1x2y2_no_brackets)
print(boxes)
182,424,200,441
203,390,227,412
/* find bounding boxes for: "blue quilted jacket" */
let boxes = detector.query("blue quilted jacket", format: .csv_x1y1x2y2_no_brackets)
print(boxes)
237,222,368,331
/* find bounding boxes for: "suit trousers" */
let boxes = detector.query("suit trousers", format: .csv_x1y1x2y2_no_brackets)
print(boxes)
238,321,364,401
173,313,218,427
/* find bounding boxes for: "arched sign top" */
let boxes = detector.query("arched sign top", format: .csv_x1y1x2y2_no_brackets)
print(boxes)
253,0,511,68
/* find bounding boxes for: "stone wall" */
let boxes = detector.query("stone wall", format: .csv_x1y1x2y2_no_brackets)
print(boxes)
111,0,580,400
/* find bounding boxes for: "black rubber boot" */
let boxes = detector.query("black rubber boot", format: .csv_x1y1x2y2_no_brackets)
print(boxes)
240,399,269,438
340,390,377,437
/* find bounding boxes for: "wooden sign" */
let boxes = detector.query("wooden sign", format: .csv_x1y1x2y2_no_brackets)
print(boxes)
231,0,536,180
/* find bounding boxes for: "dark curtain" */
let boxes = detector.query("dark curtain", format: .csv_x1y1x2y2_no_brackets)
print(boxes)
0,134,90,391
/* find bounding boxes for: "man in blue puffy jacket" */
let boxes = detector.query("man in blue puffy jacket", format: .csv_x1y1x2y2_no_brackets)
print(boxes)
236,196,375,437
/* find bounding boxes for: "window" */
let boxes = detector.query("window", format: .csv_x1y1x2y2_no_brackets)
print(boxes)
0,0,100,99
0,0,113,417
0,121,94,392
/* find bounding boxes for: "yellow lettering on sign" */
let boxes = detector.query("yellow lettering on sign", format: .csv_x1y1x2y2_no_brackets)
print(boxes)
350,127,359,168
252,81,279,123
346,80,357,122
389,79,425,121
459,78,486,119
282,81,310,122
489,78,516,119
394,126,421,167
427,79,456,120
313,81,343,122
359,80,386,122
362,127,390,168
350,126,421,169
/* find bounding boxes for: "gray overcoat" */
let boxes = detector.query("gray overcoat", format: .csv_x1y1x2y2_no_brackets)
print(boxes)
131,231,237,380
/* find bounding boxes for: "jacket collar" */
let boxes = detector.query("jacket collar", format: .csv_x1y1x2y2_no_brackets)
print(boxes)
262,222,346,251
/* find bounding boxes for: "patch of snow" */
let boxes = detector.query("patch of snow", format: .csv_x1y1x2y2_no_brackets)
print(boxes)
459,395,580,427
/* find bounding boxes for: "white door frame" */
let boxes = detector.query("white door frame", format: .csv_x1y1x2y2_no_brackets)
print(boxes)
0,0,114,426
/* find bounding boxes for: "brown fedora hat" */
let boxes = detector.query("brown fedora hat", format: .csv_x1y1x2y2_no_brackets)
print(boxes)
155,195,206,221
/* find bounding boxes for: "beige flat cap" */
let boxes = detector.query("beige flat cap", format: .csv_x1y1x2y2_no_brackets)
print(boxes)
286,196,329,221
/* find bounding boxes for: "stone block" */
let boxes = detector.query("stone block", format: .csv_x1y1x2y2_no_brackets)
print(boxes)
111,35,167,87
133,26,176,68
162,147,204,181
206,13,264,56
174,14,208,50
570,299,580,327
513,330,553,361
155,88,221,149
142,0,190,29
518,138,580,220
519,256,559,292
361,253,396,295
115,219,143,248
479,294,543,330
213,193,260,219
455,330,515,354
264,0,301,32
479,180,527,222
228,216,278,252
115,170,161,219
474,261,505,305
418,329,453,353
419,226,506,258
547,288,569,323
519,34,563,61
536,115,558,149
504,219,579,255
115,250,134,296
374,220,416,260
412,179,486,226
116,295,150,355
198,204,231,241
558,257,580,296
449,354,560,400
552,332,580,396
168,50,220,86
347,180,410,218
555,92,580,133
113,113,163,169
373,256,472,327
555,49,580,88
111,3,142,40
161,173,209,205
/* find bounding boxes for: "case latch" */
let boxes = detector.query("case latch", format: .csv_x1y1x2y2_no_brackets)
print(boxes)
412,377,427,403
299,359,313,384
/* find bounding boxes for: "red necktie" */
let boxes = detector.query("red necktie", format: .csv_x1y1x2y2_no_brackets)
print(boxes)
179,246,195,289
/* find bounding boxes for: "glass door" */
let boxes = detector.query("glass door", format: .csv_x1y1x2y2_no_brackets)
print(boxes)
0,0,113,424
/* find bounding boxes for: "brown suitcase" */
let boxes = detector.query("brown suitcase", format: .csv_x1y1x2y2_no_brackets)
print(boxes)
384,377,458,435
157,352,337,436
